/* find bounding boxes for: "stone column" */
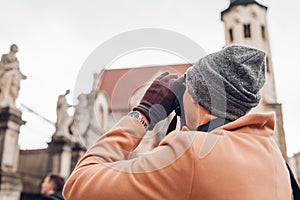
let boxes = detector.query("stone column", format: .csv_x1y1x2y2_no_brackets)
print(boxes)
47,135,73,179
0,107,25,200
71,142,86,172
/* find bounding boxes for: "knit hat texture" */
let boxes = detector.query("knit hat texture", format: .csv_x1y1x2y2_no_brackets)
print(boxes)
185,45,266,120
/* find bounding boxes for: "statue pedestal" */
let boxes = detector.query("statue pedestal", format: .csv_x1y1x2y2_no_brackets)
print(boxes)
71,141,86,172
0,107,24,200
47,135,73,179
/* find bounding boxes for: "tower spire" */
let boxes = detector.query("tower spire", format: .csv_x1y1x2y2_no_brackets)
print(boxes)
222,0,267,18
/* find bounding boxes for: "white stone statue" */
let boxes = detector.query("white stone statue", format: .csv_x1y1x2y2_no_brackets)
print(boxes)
70,93,90,145
70,91,107,148
0,44,26,108
71,94,90,135
55,90,73,136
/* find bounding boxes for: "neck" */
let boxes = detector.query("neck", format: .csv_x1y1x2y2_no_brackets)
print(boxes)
197,105,216,126
45,190,55,195
199,114,216,126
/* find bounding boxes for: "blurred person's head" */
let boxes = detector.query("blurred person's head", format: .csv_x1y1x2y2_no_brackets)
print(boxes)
41,173,65,195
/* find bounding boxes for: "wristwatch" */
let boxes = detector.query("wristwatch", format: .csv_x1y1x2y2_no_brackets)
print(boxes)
128,111,148,129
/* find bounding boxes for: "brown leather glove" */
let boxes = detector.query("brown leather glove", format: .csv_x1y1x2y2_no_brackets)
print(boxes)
134,72,185,130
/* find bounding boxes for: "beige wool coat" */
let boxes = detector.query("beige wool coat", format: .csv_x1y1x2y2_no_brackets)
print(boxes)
63,113,292,200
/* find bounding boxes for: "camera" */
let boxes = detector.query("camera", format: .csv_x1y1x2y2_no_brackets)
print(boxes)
166,76,186,134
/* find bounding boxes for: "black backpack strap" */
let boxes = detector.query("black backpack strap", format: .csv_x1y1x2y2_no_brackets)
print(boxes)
286,162,300,199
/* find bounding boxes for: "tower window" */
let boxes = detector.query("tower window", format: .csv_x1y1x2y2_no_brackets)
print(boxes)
266,56,270,72
229,28,234,42
244,24,251,38
261,25,266,39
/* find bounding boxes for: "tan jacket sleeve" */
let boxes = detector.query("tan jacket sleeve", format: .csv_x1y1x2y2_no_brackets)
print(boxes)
63,116,196,200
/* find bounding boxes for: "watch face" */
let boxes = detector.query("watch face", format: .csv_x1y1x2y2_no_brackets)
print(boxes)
128,111,147,129
129,111,140,118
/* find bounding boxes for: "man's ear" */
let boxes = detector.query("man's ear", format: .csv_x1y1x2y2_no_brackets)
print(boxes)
191,96,197,104
185,85,196,104
187,90,197,105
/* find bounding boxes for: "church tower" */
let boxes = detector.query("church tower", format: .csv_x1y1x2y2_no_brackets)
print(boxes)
221,0,288,160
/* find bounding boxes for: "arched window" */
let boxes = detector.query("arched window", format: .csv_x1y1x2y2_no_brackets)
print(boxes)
243,24,251,38
229,28,234,42
94,93,108,130
266,56,270,72
261,25,266,40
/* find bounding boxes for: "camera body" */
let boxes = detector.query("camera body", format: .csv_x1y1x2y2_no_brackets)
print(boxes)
166,78,186,134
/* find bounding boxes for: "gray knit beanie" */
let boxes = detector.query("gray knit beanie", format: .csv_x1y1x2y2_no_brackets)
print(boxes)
185,45,266,120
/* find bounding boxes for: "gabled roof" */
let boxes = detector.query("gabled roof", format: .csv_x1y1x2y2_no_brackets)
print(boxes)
97,64,191,111
221,0,268,20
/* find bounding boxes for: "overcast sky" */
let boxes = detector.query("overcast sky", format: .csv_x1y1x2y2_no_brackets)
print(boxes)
1,0,300,156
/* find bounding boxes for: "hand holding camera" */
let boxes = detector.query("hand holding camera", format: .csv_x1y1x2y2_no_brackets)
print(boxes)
134,72,185,130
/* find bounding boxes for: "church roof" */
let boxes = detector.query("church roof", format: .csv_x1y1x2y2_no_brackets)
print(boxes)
221,0,267,19
97,64,191,111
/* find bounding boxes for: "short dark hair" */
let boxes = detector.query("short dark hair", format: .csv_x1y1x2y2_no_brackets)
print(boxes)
48,173,65,192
